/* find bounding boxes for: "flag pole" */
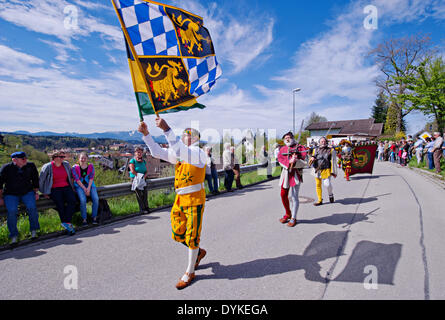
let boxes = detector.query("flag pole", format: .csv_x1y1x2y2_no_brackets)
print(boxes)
110,0,158,119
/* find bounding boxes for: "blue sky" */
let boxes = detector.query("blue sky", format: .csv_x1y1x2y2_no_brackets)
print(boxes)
0,0,444,139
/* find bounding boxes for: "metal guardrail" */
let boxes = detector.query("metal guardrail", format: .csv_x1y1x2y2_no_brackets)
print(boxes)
0,162,274,216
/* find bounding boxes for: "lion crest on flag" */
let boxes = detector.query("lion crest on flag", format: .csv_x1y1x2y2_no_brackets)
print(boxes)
172,14,211,54
146,60,189,106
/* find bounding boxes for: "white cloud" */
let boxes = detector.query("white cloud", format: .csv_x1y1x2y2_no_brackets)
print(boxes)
0,45,138,133
193,0,443,136
170,0,274,74
0,0,123,51
0,0,442,137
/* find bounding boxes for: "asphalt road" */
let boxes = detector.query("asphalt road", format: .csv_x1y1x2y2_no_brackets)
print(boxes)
0,161,444,300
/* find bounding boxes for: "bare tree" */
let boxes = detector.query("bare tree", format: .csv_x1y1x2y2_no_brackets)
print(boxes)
369,33,433,132
306,112,327,127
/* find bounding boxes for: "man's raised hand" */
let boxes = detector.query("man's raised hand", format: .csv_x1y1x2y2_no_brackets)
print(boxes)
138,121,149,136
155,116,170,132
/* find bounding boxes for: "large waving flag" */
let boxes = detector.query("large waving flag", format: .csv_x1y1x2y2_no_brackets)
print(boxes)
111,0,222,118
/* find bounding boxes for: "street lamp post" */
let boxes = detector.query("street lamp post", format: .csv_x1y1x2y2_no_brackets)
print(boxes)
292,88,301,134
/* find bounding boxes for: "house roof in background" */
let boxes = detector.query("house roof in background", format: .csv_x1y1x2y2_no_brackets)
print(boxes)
305,119,383,136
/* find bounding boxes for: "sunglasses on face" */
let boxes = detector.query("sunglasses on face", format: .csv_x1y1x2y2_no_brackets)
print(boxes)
56,156,66,159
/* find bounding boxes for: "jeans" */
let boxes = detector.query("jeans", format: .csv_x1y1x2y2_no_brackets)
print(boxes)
224,170,234,191
50,186,77,223
205,168,219,193
390,152,395,163
4,191,40,238
75,185,99,220
427,152,434,169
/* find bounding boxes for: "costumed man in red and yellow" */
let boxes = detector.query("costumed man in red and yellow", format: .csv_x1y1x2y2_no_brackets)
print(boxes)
277,132,308,227
138,117,207,290
309,136,337,206
338,139,355,181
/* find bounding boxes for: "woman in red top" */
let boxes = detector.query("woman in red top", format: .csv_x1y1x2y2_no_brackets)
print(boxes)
40,151,77,235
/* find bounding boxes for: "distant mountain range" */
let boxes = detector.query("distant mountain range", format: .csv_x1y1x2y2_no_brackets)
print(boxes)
2,130,168,144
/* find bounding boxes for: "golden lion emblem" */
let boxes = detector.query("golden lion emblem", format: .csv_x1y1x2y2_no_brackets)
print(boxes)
146,60,189,106
172,14,211,54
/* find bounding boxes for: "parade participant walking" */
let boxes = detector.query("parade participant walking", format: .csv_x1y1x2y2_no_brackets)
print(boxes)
0,152,40,244
338,140,355,181
277,132,307,227
138,118,207,290
309,137,337,206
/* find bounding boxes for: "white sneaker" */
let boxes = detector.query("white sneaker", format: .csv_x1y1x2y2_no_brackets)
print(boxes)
11,237,18,244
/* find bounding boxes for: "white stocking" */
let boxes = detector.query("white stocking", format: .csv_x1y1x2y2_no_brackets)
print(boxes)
182,248,199,281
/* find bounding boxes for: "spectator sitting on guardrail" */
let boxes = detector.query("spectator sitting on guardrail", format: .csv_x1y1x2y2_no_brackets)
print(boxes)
72,152,99,226
138,117,207,290
128,146,150,214
204,146,219,195
0,151,41,245
222,143,235,192
39,150,76,235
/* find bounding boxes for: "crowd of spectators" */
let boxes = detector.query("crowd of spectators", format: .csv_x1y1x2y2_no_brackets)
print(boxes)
0,142,269,245
376,132,445,173
0,150,101,244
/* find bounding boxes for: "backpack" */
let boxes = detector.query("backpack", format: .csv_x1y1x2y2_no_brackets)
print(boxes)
97,199,112,224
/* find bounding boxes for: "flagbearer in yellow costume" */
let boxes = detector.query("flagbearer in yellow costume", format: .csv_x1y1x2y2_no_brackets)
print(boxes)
309,137,337,206
138,117,207,290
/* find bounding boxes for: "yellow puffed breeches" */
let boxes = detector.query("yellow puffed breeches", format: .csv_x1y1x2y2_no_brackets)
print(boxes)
171,196,205,250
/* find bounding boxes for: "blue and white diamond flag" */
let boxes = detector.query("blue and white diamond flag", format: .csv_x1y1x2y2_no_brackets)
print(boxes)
111,0,222,116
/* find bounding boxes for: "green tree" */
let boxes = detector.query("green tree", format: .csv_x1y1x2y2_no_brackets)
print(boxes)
371,91,389,125
369,34,432,132
397,56,445,132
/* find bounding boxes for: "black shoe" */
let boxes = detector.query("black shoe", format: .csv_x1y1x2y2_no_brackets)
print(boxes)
92,218,99,225
82,220,88,227
313,201,323,206
329,195,334,203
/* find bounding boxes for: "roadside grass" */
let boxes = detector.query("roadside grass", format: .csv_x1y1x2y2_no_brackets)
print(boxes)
408,156,445,178
0,167,281,246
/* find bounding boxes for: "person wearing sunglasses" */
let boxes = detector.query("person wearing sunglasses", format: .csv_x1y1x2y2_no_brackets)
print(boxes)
0,151,41,245
39,150,77,235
